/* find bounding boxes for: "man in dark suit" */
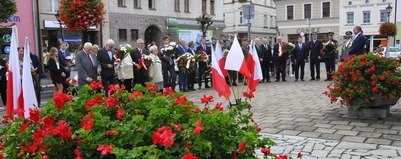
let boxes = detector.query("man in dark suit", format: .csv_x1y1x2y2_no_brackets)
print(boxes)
260,38,272,82
0,57,7,106
348,26,366,56
293,37,308,81
322,32,338,81
159,36,176,90
196,37,211,89
254,38,264,82
30,53,42,106
131,39,150,87
273,37,288,82
308,32,323,81
177,39,188,92
97,39,116,96
58,41,71,92
76,42,99,88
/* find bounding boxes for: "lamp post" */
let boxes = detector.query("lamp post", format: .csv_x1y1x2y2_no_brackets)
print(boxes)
307,18,311,42
54,10,65,42
386,4,393,48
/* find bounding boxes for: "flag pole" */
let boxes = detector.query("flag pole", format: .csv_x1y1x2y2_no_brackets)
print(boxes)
236,72,241,101
226,72,237,100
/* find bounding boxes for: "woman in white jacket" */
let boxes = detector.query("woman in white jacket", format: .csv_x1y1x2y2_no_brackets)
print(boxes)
117,51,134,92
148,46,163,91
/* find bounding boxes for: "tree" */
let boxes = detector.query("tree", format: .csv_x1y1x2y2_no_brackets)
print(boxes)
196,14,213,38
0,0,17,23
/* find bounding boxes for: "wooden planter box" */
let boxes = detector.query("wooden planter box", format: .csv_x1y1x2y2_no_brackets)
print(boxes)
347,96,400,118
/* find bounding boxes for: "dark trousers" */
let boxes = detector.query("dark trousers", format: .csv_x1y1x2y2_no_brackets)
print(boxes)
198,62,209,88
262,61,271,82
310,59,320,79
187,71,196,89
324,58,336,80
0,79,6,105
229,71,237,84
33,78,41,106
178,70,188,91
102,75,116,96
162,64,176,90
133,70,149,87
120,79,133,92
276,60,286,81
295,61,305,80
62,70,71,93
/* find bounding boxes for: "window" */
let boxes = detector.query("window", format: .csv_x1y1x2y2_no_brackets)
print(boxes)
119,29,127,41
380,10,388,22
264,15,267,27
202,0,207,14
322,2,330,17
118,0,126,7
131,29,138,41
174,0,180,12
134,0,141,8
396,40,400,44
210,0,215,15
346,12,354,24
47,0,59,13
184,0,189,12
287,5,294,20
270,16,274,27
240,11,243,24
148,0,155,9
304,4,311,19
363,11,371,23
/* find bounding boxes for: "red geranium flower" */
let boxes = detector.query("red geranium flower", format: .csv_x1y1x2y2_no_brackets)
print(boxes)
146,83,157,91
128,91,143,100
152,126,176,147
81,114,95,130
53,93,73,109
86,96,103,111
238,142,246,153
19,122,30,133
105,130,119,135
243,91,255,99
182,152,199,159
90,81,104,90
171,123,182,131
108,84,117,94
184,142,192,149
74,149,82,159
261,147,271,156
297,152,302,158
106,96,119,108
214,102,224,111
193,120,205,134
200,95,214,104
53,120,73,141
29,108,41,123
97,144,113,156
256,125,262,132
174,96,188,106
116,108,124,119
275,154,288,159
164,87,175,97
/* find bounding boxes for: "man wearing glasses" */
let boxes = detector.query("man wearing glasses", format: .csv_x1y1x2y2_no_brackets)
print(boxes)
131,39,150,86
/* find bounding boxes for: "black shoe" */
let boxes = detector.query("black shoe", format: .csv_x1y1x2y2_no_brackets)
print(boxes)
244,83,247,86
324,79,330,81
283,80,287,82
190,88,196,91
184,89,189,92
316,78,320,81
266,80,271,83
275,80,280,82
301,79,305,81
205,85,211,88
198,87,202,90
310,79,315,81
295,79,298,81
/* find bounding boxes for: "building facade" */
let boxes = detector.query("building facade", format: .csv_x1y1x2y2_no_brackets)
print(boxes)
339,0,396,52
223,0,277,44
103,0,225,48
275,0,340,44
395,0,400,49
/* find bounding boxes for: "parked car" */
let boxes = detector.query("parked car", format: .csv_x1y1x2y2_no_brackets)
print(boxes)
374,47,401,61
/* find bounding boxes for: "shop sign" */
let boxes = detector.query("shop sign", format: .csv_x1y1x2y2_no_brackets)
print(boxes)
296,28,321,34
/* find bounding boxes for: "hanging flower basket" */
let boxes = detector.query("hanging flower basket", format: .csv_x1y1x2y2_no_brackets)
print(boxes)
59,0,106,31
379,22,397,36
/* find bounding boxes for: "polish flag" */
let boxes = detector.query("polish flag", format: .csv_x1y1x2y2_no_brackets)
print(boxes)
211,42,231,100
224,35,251,78
214,40,228,77
247,40,263,92
6,26,23,118
22,37,38,118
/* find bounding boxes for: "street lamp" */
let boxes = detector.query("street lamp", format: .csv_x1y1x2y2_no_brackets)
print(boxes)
54,10,65,42
386,4,393,22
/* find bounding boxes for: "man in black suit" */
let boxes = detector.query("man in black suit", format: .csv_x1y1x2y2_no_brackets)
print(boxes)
254,38,264,82
131,39,150,86
30,53,42,106
58,41,71,93
308,32,323,81
159,36,176,90
196,37,211,89
261,38,272,82
322,32,338,81
293,37,308,81
0,57,6,106
348,26,366,56
97,39,116,96
273,37,288,82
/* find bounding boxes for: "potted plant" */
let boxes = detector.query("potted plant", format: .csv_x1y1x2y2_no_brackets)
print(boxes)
325,53,401,118
379,22,397,36
0,82,300,158
59,0,105,31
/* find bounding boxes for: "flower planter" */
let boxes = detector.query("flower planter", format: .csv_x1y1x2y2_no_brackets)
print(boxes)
348,96,400,118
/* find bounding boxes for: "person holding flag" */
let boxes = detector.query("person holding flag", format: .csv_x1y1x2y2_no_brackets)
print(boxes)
273,37,288,82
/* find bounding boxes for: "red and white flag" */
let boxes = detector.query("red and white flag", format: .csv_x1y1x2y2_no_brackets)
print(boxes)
214,40,228,77
224,35,251,78
6,26,23,117
22,37,38,118
247,40,263,92
211,42,231,100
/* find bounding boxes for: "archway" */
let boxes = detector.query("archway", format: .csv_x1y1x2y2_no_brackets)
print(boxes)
144,25,162,49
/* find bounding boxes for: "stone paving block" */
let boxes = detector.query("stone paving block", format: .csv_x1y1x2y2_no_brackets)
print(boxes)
352,126,375,132
302,143,315,152
385,121,401,126
311,150,329,157
295,122,315,127
311,119,330,124
314,128,336,134
330,148,346,154
390,126,401,131
336,141,377,149
335,130,359,136
320,133,344,140
327,153,342,158
283,145,294,154
369,124,392,129
391,141,401,147
368,149,399,157
341,136,366,143
382,134,401,141
357,131,382,138
365,138,392,145
343,151,371,156
294,126,317,132
348,122,369,127
332,125,354,130
298,132,322,138
374,128,399,135
313,124,334,128
260,128,281,134
277,125,297,130
313,143,325,150
278,130,301,136
330,120,350,125
294,118,312,122
324,147,334,151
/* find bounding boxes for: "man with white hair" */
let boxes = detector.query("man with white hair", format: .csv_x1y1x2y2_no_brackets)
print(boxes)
97,39,116,96
260,38,272,82
130,39,150,86
76,42,99,88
